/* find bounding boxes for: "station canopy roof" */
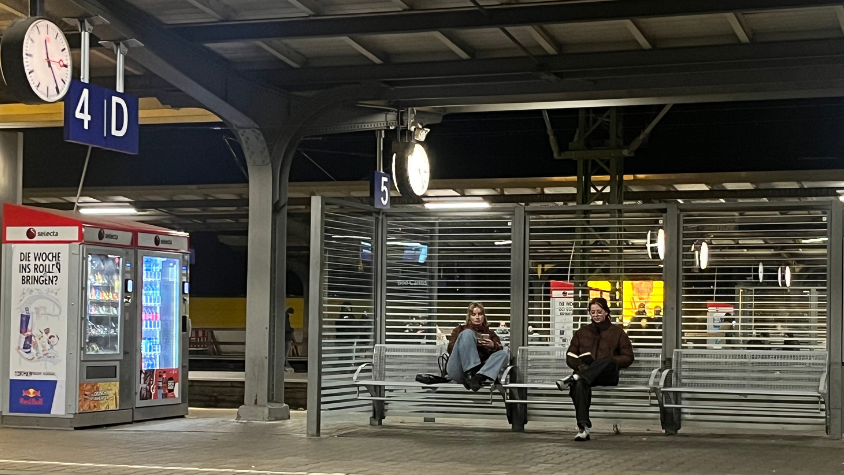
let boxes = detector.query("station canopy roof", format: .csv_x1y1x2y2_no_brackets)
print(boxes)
22,169,844,233
3,0,844,123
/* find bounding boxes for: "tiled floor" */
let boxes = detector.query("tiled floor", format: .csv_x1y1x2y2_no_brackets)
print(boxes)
0,409,842,475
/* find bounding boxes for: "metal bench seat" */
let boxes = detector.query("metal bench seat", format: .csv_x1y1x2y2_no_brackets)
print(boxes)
501,346,662,432
658,349,828,434
353,344,510,422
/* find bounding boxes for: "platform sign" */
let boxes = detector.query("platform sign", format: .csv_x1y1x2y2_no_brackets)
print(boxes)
373,171,391,209
63,80,139,155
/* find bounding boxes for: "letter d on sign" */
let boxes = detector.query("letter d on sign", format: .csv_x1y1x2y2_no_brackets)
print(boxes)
111,97,128,137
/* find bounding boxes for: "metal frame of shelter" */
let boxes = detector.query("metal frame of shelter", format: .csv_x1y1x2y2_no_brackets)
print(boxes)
307,197,844,439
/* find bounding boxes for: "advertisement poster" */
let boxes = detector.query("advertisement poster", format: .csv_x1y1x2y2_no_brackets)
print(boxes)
7,244,70,415
707,302,735,347
623,281,664,324
139,368,180,400
78,382,119,412
550,281,574,347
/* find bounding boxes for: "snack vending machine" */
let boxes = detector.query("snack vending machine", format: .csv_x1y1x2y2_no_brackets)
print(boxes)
0,204,190,428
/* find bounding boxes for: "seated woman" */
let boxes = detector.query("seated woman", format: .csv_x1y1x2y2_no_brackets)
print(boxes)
446,302,508,392
556,297,634,441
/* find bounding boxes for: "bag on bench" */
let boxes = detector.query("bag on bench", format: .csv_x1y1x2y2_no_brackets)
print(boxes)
414,352,451,385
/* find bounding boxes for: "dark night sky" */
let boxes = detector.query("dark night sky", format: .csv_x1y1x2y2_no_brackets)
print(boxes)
21,98,844,297
23,97,844,189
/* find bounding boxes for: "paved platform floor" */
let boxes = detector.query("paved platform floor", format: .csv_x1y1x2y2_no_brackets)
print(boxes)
0,409,842,475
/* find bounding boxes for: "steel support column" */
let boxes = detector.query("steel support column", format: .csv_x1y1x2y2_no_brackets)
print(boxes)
236,128,290,422
662,204,681,366
827,203,843,438
306,196,326,437
508,205,529,431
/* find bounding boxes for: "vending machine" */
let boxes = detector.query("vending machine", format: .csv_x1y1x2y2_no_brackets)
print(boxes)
0,204,189,428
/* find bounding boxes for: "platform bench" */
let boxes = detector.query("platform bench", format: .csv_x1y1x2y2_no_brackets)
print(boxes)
658,349,828,434
502,346,662,432
353,344,508,425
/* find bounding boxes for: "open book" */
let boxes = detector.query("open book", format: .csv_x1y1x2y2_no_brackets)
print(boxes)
567,351,595,366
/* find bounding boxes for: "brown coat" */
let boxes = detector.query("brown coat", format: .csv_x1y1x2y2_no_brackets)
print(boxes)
566,320,634,370
447,324,503,361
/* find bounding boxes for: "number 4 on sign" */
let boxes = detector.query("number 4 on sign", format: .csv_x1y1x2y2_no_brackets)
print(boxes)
75,88,91,130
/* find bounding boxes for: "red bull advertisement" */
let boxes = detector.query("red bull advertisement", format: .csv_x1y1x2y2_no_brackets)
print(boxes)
7,243,69,415
8,380,57,414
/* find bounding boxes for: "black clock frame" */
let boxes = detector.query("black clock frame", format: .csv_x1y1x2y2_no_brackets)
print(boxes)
391,141,428,199
0,16,68,104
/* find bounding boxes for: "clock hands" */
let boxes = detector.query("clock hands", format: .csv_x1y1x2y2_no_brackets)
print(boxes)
45,38,60,97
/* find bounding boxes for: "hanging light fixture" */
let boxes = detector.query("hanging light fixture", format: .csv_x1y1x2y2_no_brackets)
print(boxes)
693,240,710,270
646,228,666,261
752,262,764,283
778,265,792,288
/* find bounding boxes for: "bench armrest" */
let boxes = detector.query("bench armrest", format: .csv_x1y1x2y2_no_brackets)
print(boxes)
648,368,661,390
353,362,373,383
819,371,828,396
501,365,515,385
658,368,673,389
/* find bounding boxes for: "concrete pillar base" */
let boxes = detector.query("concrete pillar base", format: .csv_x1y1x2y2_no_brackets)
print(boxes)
236,403,290,422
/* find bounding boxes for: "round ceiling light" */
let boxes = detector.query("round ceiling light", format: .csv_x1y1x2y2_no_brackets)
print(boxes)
657,228,666,261
693,240,710,270
758,262,764,283
784,265,792,288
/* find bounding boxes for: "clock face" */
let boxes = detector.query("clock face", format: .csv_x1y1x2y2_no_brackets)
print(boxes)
21,19,72,102
406,143,430,196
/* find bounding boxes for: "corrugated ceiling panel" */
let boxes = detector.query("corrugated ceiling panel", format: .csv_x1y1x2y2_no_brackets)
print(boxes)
206,42,281,63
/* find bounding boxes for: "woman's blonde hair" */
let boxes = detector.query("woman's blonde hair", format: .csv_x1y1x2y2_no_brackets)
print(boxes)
465,302,487,326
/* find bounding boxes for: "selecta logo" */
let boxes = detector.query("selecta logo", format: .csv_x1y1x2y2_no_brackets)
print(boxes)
98,229,119,241
154,236,173,247
98,229,105,240
26,228,36,239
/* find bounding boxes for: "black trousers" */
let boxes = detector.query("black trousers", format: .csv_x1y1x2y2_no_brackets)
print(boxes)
569,358,619,429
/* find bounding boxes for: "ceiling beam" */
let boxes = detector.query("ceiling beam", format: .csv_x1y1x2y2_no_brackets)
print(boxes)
0,0,25,17
389,0,411,10
526,25,561,55
834,6,844,36
183,0,238,20
725,12,753,43
623,19,652,50
286,0,322,16
255,39,306,68
167,0,841,42
431,31,474,59
69,0,291,129
250,38,844,86
183,1,306,69
342,36,387,64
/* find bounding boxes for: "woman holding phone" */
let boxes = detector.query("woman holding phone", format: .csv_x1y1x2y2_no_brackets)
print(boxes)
446,302,507,392
556,297,634,441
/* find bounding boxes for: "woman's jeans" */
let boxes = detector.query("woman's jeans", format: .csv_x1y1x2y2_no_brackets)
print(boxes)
446,330,508,383
569,357,620,429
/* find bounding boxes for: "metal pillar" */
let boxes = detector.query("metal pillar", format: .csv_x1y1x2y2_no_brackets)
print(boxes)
662,204,682,366
369,210,387,426
564,108,626,206
508,205,529,431
0,132,23,213
306,196,326,437
237,128,290,422
827,203,843,439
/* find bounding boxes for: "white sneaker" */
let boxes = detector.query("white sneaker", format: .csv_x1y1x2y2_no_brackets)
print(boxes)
574,427,591,441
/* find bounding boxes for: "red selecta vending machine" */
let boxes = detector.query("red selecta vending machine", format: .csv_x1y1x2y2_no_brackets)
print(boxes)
0,204,190,428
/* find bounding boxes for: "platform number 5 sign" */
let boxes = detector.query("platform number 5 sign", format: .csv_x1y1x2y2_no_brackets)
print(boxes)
373,171,391,209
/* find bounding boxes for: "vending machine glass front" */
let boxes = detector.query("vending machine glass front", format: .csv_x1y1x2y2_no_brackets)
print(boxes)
84,253,123,356
139,255,181,401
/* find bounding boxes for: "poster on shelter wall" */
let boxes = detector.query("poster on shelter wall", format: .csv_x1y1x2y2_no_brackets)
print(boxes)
7,244,70,415
550,281,574,347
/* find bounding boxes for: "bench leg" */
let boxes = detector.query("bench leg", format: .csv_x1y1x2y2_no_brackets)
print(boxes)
658,391,681,435
507,387,528,432
368,385,385,426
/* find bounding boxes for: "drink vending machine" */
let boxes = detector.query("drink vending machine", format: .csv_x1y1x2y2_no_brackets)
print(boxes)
0,204,190,428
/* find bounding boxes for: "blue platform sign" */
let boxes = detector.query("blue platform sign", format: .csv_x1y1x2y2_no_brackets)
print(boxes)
63,80,139,155
373,171,391,209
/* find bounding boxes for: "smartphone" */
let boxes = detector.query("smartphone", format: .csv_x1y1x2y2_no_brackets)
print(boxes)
475,332,488,340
